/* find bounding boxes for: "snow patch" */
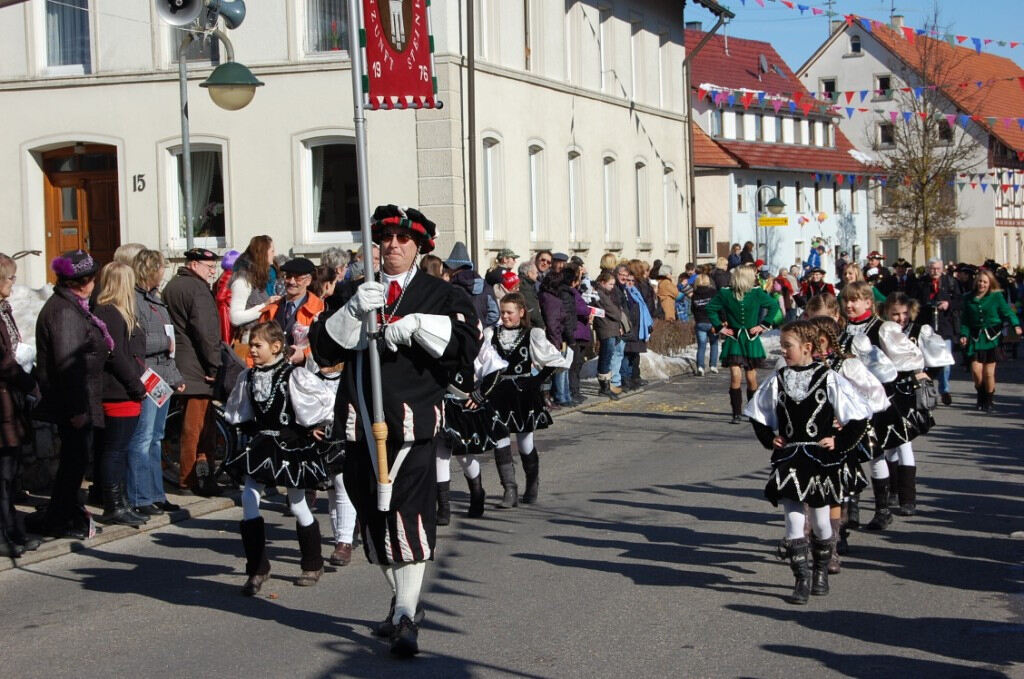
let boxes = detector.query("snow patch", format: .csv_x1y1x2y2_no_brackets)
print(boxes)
9,284,53,350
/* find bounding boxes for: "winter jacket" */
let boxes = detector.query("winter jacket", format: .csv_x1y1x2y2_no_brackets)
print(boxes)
711,268,731,290
914,274,961,339
162,267,222,397
657,278,678,321
636,279,661,321
539,288,566,349
519,280,545,329
135,286,184,388
617,284,647,353
259,292,326,361
35,286,110,427
449,269,493,328
213,270,232,343
594,286,626,341
569,287,593,343
0,303,36,447
691,285,717,325
93,304,147,404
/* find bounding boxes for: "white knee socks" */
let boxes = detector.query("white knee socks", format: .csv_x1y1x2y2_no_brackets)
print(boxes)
392,561,426,624
241,476,264,520
782,499,832,540
516,432,535,453
870,456,890,479
457,454,481,479
287,487,314,527
328,473,356,543
435,444,452,484
888,442,915,466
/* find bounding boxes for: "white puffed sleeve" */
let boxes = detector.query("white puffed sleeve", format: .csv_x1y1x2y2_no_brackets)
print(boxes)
474,330,508,380
827,371,876,425
289,367,336,427
878,321,925,372
918,325,955,368
850,334,898,384
743,371,779,429
529,328,572,369
838,357,889,414
223,370,254,425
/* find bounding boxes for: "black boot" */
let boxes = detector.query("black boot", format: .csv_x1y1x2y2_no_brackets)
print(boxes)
811,536,835,596
520,451,540,504
494,446,518,508
97,484,145,527
975,386,985,411
846,493,861,529
865,478,893,530
983,391,995,412
828,518,842,574
295,521,324,586
782,538,811,605
746,388,756,402
886,461,900,509
893,465,917,516
465,474,485,518
728,388,743,424
239,517,271,596
435,481,451,527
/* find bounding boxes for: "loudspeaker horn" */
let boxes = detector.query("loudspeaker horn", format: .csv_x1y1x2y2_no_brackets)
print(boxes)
156,0,203,26
212,0,246,30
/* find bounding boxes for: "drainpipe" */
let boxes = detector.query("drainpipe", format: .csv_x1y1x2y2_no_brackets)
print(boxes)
466,0,477,265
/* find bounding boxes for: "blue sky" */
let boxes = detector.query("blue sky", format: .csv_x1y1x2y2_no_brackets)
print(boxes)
688,0,1024,71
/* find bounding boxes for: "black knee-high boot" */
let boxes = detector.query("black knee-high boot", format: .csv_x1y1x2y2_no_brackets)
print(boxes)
295,521,324,586
728,388,743,423
865,478,893,530
239,517,270,596
436,481,451,526
520,451,540,504
846,493,861,529
984,391,995,412
782,538,811,605
746,387,756,402
975,386,985,411
828,518,842,574
886,461,900,508
811,536,835,596
494,446,518,508
893,465,917,516
465,474,485,518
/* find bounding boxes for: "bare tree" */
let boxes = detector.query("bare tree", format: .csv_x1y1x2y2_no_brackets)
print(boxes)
869,11,983,263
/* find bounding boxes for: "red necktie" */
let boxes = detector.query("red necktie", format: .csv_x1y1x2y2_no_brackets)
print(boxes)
386,280,402,306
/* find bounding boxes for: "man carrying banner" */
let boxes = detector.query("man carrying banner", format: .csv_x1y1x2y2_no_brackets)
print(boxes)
310,205,480,657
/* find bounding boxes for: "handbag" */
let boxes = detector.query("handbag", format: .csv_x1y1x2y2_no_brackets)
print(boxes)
914,376,939,411
214,341,247,402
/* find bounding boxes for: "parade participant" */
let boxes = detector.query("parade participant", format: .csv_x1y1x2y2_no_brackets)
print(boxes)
863,251,890,280
796,268,835,306
839,282,928,531
223,321,337,593
881,292,953,516
915,258,961,405
959,269,1022,412
310,204,480,657
745,320,872,605
706,265,783,424
484,293,571,507
877,258,918,297
258,257,324,365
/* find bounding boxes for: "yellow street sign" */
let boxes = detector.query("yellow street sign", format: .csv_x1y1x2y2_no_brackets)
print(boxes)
757,216,789,227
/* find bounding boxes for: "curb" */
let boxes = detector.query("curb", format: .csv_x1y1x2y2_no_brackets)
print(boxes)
1,495,237,573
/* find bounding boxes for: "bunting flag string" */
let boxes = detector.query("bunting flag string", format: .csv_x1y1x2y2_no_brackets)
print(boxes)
798,170,1024,196
732,1,1024,57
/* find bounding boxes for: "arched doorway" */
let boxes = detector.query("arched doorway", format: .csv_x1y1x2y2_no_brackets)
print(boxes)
42,144,120,283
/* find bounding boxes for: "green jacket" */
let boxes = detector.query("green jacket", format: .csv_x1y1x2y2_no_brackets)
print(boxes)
959,292,1020,355
706,287,783,360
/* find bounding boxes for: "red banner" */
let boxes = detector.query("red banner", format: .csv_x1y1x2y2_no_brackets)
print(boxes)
360,0,441,110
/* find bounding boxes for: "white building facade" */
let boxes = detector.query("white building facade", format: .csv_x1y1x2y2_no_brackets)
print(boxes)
0,0,693,288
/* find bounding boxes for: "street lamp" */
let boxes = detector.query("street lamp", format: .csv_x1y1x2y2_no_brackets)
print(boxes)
765,196,786,215
159,0,261,250
754,186,786,264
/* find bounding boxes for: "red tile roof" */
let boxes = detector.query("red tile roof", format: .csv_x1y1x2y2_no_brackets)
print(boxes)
686,30,876,175
867,22,1024,153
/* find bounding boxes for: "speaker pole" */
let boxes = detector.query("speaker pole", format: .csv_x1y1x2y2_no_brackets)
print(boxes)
178,31,195,251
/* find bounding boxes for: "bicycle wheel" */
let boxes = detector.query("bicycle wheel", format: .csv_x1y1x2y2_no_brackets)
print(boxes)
161,401,237,486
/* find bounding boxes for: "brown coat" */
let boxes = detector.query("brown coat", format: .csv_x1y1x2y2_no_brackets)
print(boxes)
0,307,37,447
657,279,678,321
162,267,222,397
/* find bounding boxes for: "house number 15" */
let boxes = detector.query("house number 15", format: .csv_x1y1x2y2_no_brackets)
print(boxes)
132,174,146,192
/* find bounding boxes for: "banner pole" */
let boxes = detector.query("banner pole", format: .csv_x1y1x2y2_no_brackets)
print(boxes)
346,0,389,486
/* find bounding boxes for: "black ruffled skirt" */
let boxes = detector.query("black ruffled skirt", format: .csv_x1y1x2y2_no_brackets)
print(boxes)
873,376,934,449
223,427,333,490
765,443,852,508
488,376,552,434
441,394,508,456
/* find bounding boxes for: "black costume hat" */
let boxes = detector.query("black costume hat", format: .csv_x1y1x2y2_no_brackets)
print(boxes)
893,258,912,268
280,257,315,276
184,247,219,262
51,249,98,280
371,204,436,254
444,242,474,270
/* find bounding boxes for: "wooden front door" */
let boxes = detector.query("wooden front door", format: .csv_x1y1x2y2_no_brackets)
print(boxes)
43,146,120,283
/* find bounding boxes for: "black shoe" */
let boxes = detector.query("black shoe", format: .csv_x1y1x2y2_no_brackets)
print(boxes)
729,414,742,424
375,598,425,637
86,484,103,506
155,500,181,512
134,504,165,516
0,540,25,558
941,392,952,406
8,531,41,552
390,615,420,657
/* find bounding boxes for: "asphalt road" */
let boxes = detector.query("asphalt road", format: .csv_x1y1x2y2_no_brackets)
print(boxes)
2,363,1022,678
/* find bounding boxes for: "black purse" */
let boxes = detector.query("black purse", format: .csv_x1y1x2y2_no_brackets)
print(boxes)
914,377,939,411
214,342,247,402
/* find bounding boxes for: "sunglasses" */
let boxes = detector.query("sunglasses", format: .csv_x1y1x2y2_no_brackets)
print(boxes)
381,230,414,244
283,273,310,281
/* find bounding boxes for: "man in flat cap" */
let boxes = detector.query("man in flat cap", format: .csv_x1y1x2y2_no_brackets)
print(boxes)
259,257,324,364
310,205,480,657
163,248,223,496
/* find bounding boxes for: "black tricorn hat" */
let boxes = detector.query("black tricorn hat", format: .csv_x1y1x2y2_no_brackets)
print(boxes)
371,205,436,254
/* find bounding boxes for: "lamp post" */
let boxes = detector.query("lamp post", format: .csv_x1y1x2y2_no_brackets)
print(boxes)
754,185,785,267
173,15,262,250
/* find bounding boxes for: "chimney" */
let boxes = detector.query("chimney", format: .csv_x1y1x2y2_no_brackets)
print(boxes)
830,20,844,33
891,15,904,29
685,21,702,32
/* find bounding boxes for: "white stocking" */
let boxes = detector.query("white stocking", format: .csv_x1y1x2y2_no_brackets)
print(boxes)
782,498,806,540
893,442,915,466
287,487,314,527
241,476,263,520
457,454,481,479
809,505,832,540
870,456,890,479
380,564,397,595
392,561,426,624
435,443,452,484
327,473,356,544
516,432,535,453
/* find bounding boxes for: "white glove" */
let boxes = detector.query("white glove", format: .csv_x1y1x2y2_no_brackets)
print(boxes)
384,314,420,353
348,281,386,315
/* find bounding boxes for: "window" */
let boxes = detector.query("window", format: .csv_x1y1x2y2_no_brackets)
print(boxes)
173,147,225,242
794,120,804,145
813,122,823,147
306,0,349,53
826,123,835,147
663,167,676,241
851,186,859,213
737,179,747,213
938,120,953,143
820,78,837,102
568,150,584,241
528,145,545,239
879,123,895,146
308,141,359,233
697,227,713,257
754,115,763,141
794,240,805,266
482,137,502,238
603,156,617,240
755,179,764,213
833,182,839,212
850,35,862,54
774,116,783,143
796,181,805,212
710,110,723,137
881,237,899,263
874,74,892,99
565,0,581,83
629,17,643,100
634,161,649,239
170,28,221,63
598,6,613,93
939,236,958,263
46,0,91,74
735,112,745,140
813,182,821,212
